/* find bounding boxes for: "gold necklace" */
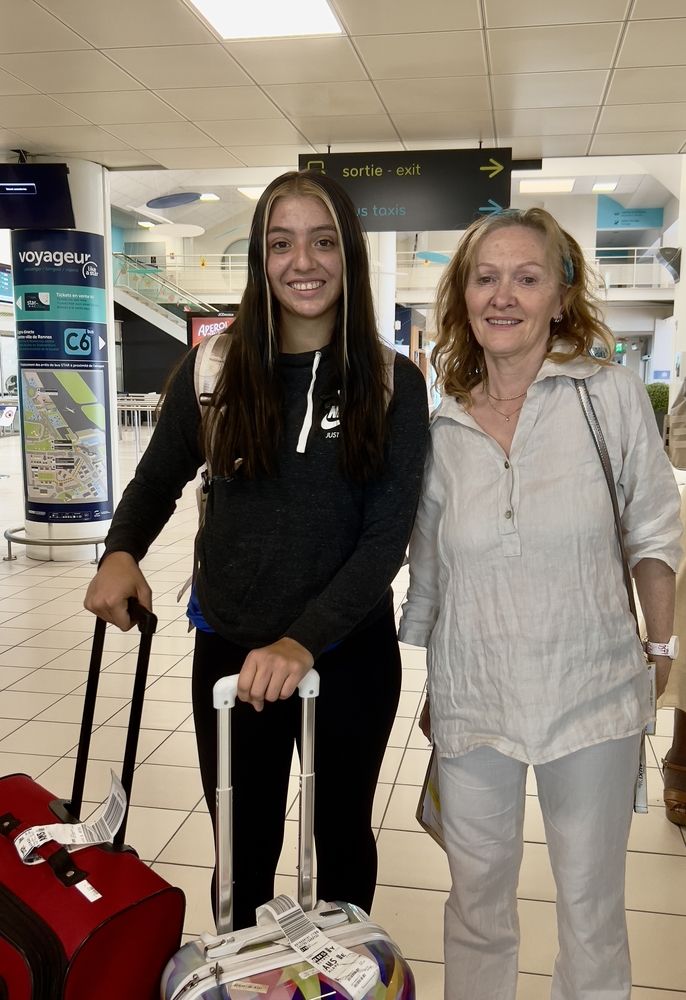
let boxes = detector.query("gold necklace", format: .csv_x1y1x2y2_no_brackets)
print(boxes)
486,396,523,423
487,389,527,402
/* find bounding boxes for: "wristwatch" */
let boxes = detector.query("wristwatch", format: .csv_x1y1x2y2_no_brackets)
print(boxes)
644,635,679,659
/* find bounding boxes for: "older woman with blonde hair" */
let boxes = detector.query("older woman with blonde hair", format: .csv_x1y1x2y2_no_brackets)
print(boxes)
400,207,681,1000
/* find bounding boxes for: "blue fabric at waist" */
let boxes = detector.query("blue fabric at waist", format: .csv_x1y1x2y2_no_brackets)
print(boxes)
186,589,341,651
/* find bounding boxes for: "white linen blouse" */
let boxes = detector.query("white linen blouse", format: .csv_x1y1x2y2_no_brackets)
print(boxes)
399,353,683,764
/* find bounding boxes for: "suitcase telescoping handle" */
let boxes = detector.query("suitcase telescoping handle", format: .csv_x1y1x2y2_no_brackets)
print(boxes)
68,598,158,849
212,668,320,934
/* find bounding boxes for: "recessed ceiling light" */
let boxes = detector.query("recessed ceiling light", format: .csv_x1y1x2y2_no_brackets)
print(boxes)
592,181,618,193
199,192,220,201
137,220,155,228
189,0,341,38
519,178,575,194
237,186,266,200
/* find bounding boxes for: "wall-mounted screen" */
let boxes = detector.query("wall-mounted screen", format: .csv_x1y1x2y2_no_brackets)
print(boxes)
0,163,75,229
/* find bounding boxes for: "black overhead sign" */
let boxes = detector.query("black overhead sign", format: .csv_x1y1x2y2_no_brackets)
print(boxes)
298,148,512,232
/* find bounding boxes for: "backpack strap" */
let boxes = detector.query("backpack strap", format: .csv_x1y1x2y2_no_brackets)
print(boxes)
194,332,232,408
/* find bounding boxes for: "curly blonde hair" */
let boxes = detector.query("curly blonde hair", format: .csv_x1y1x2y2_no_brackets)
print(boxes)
432,208,614,404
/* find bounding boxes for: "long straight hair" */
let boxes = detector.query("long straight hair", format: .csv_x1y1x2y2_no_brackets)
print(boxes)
432,207,615,405
201,170,390,481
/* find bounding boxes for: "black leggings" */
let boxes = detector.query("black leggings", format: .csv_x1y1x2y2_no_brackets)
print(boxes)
191,607,402,930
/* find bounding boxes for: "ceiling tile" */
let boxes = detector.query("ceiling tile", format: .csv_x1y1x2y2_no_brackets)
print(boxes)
375,77,490,114
157,87,278,121
0,0,92,53
227,145,313,167
491,70,608,109
200,119,305,145
13,125,132,151
355,31,486,79
334,0,481,33
403,138,495,150
607,66,686,104
104,122,219,149
52,91,185,125
485,0,628,27
589,131,686,154
0,95,88,128
142,148,245,169
0,50,143,93
618,19,686,68
225,36,366,85
58,149,162,168
632,0,686,17
597,103,686,133
0,128,26,152
495,107,598,136
264,82,384,117
499,134,591,157
292,115,398,144
392,110,494,141
0,68,36,96
39,0,215,47
488,23,622,74
312,140,405,152
104,45,250,89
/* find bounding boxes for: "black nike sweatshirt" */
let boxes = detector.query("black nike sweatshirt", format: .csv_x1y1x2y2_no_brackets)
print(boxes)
104,342,429,657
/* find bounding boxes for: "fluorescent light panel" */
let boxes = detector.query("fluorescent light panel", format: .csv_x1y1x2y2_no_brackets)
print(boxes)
519,178,575,194
199,192,220,201
592,181,618,193
137,220,155,228
189,0,341,38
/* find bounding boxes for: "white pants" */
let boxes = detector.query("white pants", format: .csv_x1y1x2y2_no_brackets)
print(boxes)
438,734,641,1000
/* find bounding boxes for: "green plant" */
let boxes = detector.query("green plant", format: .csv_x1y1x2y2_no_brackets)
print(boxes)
646,382,669,413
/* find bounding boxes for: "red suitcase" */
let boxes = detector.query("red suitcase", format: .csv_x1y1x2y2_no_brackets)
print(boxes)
0,600,185,999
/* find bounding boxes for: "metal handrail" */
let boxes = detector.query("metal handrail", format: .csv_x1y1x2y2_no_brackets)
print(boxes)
112,244,675,300
113,253,220,313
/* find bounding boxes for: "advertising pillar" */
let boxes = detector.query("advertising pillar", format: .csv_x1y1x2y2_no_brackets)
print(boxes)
10,159,117,559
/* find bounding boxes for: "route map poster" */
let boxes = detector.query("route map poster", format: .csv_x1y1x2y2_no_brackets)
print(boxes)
11,230,113,524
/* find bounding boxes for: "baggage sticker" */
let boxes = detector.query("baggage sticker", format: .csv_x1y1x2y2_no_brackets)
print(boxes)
231,982,269,994
13,771,127,863
256,895,378,1000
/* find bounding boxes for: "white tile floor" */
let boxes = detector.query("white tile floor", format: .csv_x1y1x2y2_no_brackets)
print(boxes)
1,430,686,998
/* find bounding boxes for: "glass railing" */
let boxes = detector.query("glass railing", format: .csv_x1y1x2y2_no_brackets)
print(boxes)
113,253,220,315
113,245,675,309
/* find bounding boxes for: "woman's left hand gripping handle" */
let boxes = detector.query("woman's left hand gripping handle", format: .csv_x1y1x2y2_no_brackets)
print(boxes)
238,637,315,711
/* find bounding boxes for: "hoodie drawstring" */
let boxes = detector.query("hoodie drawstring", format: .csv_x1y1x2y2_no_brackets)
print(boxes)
296,351,321,454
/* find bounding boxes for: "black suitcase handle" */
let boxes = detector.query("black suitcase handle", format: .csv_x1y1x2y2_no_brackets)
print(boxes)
67,598,158,849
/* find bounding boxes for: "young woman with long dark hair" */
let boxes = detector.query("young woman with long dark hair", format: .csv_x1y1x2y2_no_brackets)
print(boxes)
85,170,429,929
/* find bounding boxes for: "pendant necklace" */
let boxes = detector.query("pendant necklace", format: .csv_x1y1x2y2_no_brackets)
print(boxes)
486,396,523,423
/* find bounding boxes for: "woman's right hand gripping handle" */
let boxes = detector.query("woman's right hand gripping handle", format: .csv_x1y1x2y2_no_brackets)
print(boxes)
84,551,153,631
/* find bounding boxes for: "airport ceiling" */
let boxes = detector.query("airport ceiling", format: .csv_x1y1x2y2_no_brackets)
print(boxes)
0,0,685,230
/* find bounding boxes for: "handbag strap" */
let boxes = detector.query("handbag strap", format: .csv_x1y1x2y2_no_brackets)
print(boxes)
575,378,639,629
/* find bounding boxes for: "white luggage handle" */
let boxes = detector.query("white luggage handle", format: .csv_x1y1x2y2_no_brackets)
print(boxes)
212,668,320,935
212,668,320,708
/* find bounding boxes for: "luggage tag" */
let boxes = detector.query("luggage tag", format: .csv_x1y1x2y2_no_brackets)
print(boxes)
646,660,656,736
13,771,127,865
634,732,649,815
256,894,378,1000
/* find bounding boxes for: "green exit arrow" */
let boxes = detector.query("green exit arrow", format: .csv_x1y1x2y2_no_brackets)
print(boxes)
480,158,504,179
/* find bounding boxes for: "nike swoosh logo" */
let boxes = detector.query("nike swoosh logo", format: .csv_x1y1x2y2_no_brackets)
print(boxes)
321,415,341,430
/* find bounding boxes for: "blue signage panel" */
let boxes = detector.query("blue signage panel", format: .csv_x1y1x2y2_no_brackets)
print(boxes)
11,230,113,524
0,263,12,303
597,195,664,230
